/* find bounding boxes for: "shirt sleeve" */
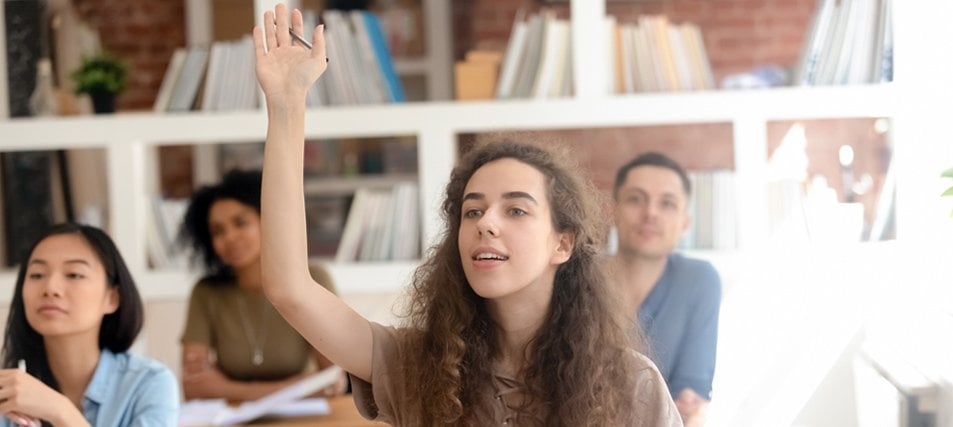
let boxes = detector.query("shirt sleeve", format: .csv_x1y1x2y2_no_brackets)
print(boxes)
632,352,684,427
127,364,180,427
349,322,404,425
180,281,214,345
668,261,722,400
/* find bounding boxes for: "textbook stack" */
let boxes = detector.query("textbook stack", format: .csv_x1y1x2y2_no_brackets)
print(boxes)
679,170,737,251
794,0,892,86
609,15,715,93
153,9,405,112
334,182,420,263
496,10,573,99
495,11,715,99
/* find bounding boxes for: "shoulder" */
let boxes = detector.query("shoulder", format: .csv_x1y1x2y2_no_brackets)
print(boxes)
628,351,683,425
668,254,721,292
101,351,179,403
110,351,177,384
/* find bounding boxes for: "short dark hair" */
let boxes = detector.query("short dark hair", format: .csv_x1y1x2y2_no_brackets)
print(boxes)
179,169,262,278
2,223,144,390
613,151,691,199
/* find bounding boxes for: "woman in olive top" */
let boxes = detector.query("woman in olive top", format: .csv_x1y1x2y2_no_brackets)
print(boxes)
179,169,344,401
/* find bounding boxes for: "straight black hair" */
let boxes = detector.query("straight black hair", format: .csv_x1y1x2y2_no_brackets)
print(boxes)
1,223,144,391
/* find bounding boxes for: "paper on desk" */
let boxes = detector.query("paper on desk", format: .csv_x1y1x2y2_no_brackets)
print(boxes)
180,399,330,426
179,366,341,426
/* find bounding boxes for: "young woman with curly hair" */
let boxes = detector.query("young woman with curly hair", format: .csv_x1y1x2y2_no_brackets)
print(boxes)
253,4,681,426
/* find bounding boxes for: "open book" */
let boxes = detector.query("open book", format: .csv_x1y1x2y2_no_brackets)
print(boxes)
179,366,343,426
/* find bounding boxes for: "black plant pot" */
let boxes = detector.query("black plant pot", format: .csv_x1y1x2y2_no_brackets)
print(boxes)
90,91,116,114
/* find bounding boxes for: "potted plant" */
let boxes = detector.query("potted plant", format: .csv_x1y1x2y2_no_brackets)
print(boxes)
71,51,128,114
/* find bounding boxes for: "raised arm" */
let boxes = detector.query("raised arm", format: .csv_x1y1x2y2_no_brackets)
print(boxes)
254,3,372,381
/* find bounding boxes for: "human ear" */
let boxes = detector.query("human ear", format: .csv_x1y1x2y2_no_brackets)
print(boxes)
103,287,120,315
551,232,574,265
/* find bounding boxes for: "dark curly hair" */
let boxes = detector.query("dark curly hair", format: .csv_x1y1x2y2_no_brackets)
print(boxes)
398,140,641,425
179,169,262,280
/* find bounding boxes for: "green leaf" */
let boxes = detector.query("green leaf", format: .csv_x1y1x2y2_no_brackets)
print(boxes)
944,186,953,197
943,167,953,178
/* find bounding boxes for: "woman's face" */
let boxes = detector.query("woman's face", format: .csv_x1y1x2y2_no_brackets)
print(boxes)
458,158,573,302
22,234,119,339
209,198,262,270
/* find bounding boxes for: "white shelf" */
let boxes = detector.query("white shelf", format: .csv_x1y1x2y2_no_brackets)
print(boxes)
0,84,897,149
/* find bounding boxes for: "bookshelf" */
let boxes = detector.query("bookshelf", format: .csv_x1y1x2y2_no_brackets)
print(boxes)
2,1,952,423
0,0,946,303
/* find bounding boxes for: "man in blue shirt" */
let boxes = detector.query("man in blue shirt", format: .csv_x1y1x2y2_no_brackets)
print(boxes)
609,152,722,427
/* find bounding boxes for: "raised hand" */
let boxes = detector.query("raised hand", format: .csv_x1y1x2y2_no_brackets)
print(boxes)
253,3,328,107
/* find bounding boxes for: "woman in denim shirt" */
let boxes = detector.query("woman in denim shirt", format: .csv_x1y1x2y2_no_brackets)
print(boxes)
0,223,178,426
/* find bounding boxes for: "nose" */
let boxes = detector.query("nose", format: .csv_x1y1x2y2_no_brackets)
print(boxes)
41,275,63,298
476,211,499,238
643,201,661,221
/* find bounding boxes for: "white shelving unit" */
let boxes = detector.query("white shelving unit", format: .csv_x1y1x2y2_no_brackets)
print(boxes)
3,1,953,424
0,0,946,304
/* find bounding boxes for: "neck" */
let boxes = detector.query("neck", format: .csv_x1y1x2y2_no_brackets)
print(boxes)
611,251,669,315
486,284,552,377
44,335,101,408
235,260,262,290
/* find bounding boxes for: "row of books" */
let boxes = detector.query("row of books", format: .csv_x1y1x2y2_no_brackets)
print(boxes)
610,15,715,93
497,10,572,99
153,9,405,112
494,11,715,99
333,183,420,263
679,170,737,250
794,0,892,86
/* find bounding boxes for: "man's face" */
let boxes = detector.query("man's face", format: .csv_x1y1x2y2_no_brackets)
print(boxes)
613,165,690,259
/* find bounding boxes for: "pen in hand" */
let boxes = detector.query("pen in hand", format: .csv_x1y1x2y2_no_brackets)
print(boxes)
287,27,328,63
288,28,312,50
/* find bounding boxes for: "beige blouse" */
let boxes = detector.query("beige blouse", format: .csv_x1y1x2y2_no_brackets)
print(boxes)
350,322,683,426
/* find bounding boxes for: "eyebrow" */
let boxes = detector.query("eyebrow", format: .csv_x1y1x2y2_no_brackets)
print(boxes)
463,191,538,205
28,259,92,267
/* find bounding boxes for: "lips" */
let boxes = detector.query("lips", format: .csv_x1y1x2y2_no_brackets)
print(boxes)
37,304,66,315
470,247,509,266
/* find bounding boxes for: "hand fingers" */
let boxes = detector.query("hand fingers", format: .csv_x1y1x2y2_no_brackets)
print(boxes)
291,8,304,41
275,3,291,48
253,26,265,58
264,10,277,52
6,412,36,427
312,24,327,63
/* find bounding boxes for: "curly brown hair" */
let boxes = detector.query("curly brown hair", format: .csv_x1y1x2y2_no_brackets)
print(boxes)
398,140,642,425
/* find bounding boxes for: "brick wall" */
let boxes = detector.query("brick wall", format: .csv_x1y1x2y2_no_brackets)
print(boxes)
73,0,185,111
